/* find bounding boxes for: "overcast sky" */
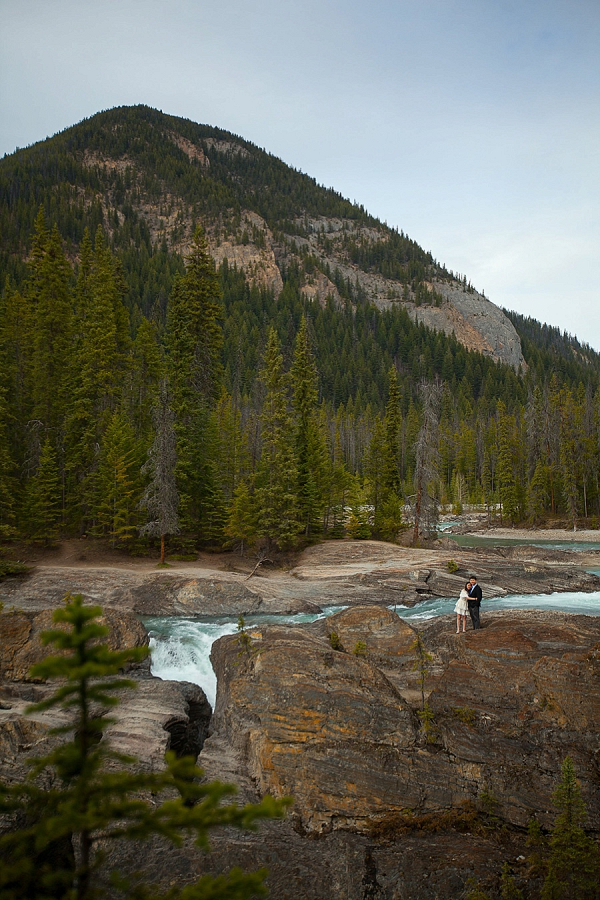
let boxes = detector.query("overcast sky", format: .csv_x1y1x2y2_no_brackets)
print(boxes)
2,0,599,350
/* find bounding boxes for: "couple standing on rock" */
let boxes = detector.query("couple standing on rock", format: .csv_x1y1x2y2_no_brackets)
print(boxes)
454,576,483,632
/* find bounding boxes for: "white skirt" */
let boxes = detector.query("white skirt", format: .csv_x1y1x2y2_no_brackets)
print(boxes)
454,597,469,614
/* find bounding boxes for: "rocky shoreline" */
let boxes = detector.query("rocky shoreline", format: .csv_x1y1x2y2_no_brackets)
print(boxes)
1,537,599,618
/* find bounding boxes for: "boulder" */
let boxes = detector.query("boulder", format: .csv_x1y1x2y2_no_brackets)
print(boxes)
0,607,149,682
210,624,419,831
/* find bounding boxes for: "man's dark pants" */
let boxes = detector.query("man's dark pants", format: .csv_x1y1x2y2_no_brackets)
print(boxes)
468,602,481,629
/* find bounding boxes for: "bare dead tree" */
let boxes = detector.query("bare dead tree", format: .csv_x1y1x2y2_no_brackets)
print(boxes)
139,379,180,564
411,380,442,546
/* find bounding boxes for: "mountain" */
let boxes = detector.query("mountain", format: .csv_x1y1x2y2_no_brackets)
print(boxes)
2,104,600,548
0,104,526,368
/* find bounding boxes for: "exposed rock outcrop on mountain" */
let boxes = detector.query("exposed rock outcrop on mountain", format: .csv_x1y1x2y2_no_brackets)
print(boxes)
1,105,529,370
412,282,525,369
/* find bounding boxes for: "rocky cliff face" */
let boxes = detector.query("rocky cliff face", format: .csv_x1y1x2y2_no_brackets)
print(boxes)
207,607,600,837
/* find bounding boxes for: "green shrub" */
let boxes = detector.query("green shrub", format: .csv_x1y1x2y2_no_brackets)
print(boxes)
452,706,476,726
446,559,459,574
0,560,28,580
329,631,343,651
352,640,367,657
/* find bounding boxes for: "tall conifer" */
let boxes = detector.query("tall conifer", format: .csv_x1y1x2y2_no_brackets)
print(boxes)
291,316,327,537
28,221,73,432
166,227,224,536
255,328,300,549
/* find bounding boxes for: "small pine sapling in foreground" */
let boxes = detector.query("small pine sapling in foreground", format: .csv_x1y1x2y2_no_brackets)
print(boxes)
0,594,290,900
237,614,252,654
328,631,343,651
410,632,437,742
540,756,600,900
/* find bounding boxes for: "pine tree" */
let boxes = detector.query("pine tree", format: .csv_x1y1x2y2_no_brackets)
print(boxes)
65,228,127,531
254,328,300,549
0,595,289,899
527,460,549,525
412,382,442,544
96,412,143,547
224,479,258,555
166,226,224,535
0,280,34,492
291,316,327,537
22,437,61,542
382,366,402,496
28,220,73,433
558,390,580,530
365,417,386,531
541,756,600,899
496,402,519,525
0,381,17,539
127,317,164,441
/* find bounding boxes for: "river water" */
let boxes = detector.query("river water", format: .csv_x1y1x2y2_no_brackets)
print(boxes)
143,606,346,707
143,589,600,707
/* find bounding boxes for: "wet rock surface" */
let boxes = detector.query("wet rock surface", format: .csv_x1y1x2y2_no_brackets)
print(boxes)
0,607,209,785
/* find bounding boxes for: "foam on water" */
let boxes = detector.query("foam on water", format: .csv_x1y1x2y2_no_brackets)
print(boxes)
144,618,237,707
143,606,347,707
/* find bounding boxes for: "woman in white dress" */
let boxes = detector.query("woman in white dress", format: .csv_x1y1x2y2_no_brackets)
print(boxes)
454,582,470,633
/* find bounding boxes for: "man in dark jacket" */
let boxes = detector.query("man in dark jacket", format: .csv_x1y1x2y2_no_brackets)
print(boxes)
467,576,482,629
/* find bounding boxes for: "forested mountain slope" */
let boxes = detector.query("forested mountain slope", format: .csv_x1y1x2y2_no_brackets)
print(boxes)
1,104,600,549
1,104,524,367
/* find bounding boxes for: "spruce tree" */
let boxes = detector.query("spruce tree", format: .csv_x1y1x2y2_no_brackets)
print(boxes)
166,227,224,536
291,316,327,537
22,437,62,542
28,221,73,433
496,402,519,525
0,280,34,487
96,412,143,547
382,366,402,496
540,756,600,900
139,379,180,564
127,317,164,441
224,479,258,555
254,328,300,549
65,228,127,531
412,382,442,543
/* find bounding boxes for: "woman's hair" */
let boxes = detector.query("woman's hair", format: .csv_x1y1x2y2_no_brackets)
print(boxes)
465,582,471,590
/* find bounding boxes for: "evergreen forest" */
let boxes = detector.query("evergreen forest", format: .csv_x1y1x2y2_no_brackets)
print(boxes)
2,106,600,553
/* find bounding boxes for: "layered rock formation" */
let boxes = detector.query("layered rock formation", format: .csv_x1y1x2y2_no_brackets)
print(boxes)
207,607,600,837
1,591,599,898
2,537,600,898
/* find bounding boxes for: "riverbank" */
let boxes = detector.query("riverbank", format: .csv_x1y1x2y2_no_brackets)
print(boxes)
458,526,600,542
2,537,600,617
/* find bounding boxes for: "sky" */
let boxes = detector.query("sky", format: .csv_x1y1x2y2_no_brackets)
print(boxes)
1,0,599,350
